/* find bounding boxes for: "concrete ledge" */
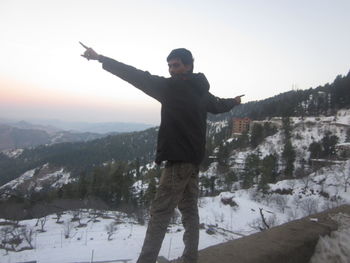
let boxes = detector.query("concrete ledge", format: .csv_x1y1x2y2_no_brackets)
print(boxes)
198,205,350,263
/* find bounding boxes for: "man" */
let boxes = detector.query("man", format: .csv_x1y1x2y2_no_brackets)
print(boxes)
81,45,242,263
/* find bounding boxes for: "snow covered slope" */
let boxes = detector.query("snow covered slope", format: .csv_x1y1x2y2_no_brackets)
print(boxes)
1,165,349,263
228,109,350,173
0,164,72,198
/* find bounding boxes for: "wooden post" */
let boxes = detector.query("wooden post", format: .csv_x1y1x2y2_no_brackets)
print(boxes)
90,249,94,263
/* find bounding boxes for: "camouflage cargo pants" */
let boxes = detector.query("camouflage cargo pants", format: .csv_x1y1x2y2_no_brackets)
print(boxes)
137,161,200,263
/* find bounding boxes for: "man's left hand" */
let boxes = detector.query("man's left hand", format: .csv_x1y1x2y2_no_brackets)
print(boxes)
234,95,244,105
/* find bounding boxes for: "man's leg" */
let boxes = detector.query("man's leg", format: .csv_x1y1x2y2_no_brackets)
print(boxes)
178,167,199,263
137,162,195,263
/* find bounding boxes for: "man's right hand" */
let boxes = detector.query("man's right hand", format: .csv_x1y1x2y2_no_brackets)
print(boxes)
80,42,99,61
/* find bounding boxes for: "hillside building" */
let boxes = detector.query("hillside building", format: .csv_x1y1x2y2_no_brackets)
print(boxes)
231,117,283,137
232,117,251,135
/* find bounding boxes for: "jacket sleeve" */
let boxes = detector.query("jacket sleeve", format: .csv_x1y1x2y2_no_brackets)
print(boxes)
205,92,239,114
98,55,166,102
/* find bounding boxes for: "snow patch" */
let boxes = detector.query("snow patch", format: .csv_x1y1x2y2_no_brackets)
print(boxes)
310,213,350,263
1,148,24,158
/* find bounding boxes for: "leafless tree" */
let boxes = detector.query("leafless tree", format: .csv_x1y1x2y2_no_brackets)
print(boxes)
324,162,350,193
341,165,350,193
100,210,110,218
55,212,64,224
35,218,39,227
248,210,277,232
258,193,269,206
134,207,148,226
0,226,22,251
328,195,346,208
300,198,318,216
63,220,74,239
113,211,124,224
300,175,311,191
317,175,327,193
71,210,81,222
248,208,277,231
259,208,270,230
322,200,339,211
37,216,47,232
105,222,117,241
0,226,12,251
271,195,288,213
249,188,262,203
292,195,303,209
19,226,34,249
286,208,299,221
87,209,101,223
71,209,87,227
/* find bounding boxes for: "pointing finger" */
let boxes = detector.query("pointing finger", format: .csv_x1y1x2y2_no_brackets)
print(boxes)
79,41,89,49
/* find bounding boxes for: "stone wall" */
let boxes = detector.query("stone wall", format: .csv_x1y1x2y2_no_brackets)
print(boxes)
197,205,350,263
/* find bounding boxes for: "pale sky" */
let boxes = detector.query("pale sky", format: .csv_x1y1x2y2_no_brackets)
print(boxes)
1,0,349,125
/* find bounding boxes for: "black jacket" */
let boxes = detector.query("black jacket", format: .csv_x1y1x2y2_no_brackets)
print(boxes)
99,56,238,165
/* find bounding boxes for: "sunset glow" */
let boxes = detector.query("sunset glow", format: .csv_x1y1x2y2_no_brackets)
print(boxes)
1,0,349,125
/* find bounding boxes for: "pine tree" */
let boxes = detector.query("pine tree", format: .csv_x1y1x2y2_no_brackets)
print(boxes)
199,176,211,196
134,158,141,180
250,123,264,148
224,171,237,191
282,117,295,177
109,161,132,206
61,183,76,199
217,142,230,166
144,169,158,206
282,117,292,139
89,167,108,201
237,131,249,148
309,142,323,159
261,154,278,183
282,140,295,178
242,153,260,189
322,131,339,158
77,172,88,199
263,122,278,137
209,176,217,196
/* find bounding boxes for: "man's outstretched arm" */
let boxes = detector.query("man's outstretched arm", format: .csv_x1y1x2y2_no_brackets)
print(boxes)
206,93,243,114
80,42,165,102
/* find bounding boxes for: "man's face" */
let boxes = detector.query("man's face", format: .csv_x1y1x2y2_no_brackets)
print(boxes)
168,58,192,77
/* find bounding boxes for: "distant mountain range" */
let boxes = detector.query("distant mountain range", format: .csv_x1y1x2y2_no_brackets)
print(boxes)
0,123,106,151
0,120,155,151
0,119,155,134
